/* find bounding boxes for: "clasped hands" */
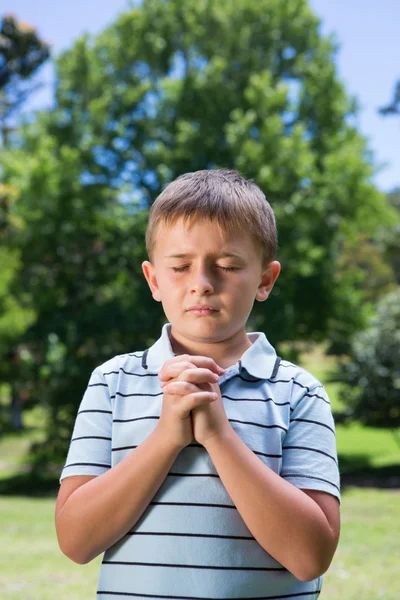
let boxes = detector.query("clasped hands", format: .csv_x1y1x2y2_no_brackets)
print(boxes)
157,355,233,449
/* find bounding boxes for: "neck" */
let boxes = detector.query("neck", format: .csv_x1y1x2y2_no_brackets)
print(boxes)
169,328,253,370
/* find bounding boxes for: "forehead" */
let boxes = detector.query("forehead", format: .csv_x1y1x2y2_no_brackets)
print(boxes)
154,217,260,259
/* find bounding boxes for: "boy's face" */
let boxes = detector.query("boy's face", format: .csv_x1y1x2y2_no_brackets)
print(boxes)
142,218,280,351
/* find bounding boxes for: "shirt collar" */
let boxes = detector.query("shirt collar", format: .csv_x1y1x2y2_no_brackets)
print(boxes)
144,322,277,380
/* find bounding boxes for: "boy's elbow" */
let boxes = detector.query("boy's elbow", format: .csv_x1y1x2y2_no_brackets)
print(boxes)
59,541,96,565
294,528,339,582
57,529,96,565
294,554,333,582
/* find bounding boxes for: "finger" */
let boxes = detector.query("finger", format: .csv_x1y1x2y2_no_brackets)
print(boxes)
159,361,198,383
159,355,224,381
179,367,220,386
181,355,225,375
162,381,201,396
179,391,218,414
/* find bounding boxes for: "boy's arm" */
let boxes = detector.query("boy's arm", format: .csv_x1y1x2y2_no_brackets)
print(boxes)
163,371,340,582
202,428,340,583
55,427,182,564
56,355,222,564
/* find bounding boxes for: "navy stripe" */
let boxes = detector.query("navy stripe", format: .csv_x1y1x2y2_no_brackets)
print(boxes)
64,462,110,469
255,450,282,459
267,378,324,393
88,382,108,388
111,445,281,459
141,348,149,369
169,473,220,478
301,391,329,404
78,409,112,415
97,589,321,599
270,356,281,379
223,394,290,406
150,501,236,509
290,389,330,411
112,416,284,430
116,391,162,398
281,472,340,492
290,418,335,434
113,416,159,424
72,435,111,442
282,445,338,463
120,368,159,377
102,560,286,571
230,418,287,433
126,531,255,540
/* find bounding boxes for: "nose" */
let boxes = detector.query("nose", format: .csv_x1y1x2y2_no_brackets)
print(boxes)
190,267,215,295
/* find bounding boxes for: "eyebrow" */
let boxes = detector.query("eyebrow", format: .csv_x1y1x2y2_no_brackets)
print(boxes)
165,252,244,260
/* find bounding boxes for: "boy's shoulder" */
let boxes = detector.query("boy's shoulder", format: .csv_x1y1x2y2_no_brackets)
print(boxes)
93,349,148,377
275,358,326,405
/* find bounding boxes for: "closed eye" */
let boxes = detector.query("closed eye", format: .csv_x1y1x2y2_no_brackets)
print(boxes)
216,266,239,272
172,265,239,273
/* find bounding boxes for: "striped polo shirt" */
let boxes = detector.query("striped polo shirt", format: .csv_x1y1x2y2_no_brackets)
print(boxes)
61,322,340,600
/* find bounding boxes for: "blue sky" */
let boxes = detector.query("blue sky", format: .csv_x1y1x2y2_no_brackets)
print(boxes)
3,0,399,192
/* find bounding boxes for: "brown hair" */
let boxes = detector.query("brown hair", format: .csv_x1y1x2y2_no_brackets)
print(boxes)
145,169,278,266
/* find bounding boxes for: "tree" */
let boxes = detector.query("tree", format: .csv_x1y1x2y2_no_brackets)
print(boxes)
47,0,396,352
0,13,49,346
379,80,400,116
0,183,35,357
1,0,397,461
0,14,49,430
376,189,400,284
334,288,400,438
0,14,50,146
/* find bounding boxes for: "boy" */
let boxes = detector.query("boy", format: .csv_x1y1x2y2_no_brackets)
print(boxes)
56,169,340,599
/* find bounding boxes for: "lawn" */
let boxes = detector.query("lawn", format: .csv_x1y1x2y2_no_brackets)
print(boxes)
1,489,399,600
0,345,399,599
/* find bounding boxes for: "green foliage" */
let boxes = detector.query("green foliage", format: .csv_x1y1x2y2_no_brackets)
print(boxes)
49,0,396,350
0,14,50,145
0,183,35,380
0,246,35,348
375,188,400,284
1,125,162,459
1,0,398,458
0,14,49,408
335,288,400,429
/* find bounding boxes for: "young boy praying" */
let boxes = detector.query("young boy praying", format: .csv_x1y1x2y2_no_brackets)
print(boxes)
56,169,340,600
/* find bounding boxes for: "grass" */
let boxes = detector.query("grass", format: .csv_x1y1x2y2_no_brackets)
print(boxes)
323,488,400,600
0,344,399,598
0,404,47,478
0,489,399,600
0,496,102,600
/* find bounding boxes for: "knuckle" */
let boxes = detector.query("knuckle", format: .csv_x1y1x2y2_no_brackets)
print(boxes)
181,370,195,383
184,361,196,370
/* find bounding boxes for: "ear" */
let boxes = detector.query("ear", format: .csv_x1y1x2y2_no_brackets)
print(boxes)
255,261,281,302
142,261,162,302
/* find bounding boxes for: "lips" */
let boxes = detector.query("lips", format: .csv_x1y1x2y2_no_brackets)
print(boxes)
187,305,218,311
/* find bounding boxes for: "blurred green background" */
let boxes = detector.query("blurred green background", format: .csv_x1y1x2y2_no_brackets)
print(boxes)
0,1,399,598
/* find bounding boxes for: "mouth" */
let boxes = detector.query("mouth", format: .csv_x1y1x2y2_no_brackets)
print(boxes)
187,307,219,316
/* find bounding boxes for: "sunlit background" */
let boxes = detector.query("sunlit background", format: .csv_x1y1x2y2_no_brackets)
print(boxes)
0,1,399,599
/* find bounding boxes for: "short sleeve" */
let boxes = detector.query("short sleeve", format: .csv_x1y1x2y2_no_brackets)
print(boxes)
60,366,113,482
280,384,341,503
